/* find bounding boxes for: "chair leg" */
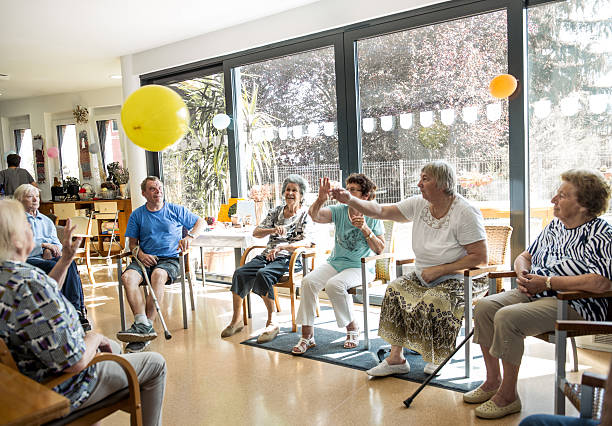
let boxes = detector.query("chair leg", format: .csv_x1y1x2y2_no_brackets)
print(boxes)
180,256,188,329
570,337,578,372
86,249,95,285
316,305,319,317
187,267,195,311
290,286,297,332
117,258,126,331
464,276,473,378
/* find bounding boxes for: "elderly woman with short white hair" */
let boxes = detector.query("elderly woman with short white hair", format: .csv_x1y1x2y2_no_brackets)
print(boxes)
332,160,488,376
13,183,89,330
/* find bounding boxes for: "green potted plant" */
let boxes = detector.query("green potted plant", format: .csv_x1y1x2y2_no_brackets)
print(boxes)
107,162,129,198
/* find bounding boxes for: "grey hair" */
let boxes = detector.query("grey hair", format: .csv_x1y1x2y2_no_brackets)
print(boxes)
421,160,457,196
13,184,39,202
281,174,309,203
0,199,29,261
141,176,163,192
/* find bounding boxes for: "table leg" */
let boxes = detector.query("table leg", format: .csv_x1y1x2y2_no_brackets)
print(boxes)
200,247,206,287
234,248,251,318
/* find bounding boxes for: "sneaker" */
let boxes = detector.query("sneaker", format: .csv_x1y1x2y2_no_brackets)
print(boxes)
125,340,151,353
423,362,440,376
257,324,280,343
366,359,410,377
116,322,157,343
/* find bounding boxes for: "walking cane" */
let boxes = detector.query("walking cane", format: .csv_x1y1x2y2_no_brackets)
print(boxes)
403,329,474,408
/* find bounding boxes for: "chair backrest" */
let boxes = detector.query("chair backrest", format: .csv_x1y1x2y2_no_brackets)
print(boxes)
484,225,512,266
374,220,397,283
70,215,93,236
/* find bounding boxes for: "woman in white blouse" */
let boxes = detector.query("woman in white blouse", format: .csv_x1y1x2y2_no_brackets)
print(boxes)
331,160,487,376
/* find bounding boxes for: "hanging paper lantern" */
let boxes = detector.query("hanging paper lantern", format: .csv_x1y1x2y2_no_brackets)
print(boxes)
463,106,478,124
264,127,275,140
486,103,502,122
278,127,288,140
307,122,319,137
489,74,518,99
560,96,580,116
588,94,607,114
292,125,303,139
88,143,100,154
533,99,552,119
419,111,433,127
362,118,375,133
323,122,335,136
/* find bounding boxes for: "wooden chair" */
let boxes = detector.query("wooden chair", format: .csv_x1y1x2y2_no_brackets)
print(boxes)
393,224,512,376
240,246,316,332
116,250,195,332
70,215,96,285
0,338,143,425
556,320,611,421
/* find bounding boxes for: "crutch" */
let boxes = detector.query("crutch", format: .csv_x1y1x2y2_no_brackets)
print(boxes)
132,247,172,340
402,329,474,408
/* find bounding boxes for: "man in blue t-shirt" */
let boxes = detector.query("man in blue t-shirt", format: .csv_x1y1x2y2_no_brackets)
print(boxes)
117,176,205,352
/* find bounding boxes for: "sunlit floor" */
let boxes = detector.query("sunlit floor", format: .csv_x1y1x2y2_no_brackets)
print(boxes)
79,264,610,426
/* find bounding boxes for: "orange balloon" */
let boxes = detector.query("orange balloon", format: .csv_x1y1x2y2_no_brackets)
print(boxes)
489,74,518,99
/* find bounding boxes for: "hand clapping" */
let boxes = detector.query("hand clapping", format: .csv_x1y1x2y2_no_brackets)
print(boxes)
59,219,82,261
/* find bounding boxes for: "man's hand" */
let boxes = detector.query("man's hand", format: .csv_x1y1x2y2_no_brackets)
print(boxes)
42,243,61,258
137,249,158,267
421,265,444,284
330,187,351,204
59,219,82,261
178,237,192,253
318,178,331,203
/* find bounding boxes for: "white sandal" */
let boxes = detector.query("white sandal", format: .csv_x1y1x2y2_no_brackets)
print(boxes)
343,329,360,349
291,336,316,355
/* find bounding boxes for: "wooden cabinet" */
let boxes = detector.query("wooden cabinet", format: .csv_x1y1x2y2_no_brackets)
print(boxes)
40,199,132,252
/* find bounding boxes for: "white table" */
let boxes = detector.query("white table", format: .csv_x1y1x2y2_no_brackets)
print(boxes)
191,226,266,317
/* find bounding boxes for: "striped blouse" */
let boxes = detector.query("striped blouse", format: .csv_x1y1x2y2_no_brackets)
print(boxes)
528,217,612,321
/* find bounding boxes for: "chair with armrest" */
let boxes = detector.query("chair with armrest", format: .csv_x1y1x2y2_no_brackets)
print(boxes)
392,225,512,376
0,338,143,425
240,245,316,332
556,319,612,420
70,215,96,286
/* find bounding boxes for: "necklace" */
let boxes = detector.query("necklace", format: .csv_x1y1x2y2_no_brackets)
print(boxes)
429,195,455,219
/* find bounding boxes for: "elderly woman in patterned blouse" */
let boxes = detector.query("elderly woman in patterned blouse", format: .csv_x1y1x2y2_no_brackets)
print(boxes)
464,169,612,420
0,199,167,425
221,174,312,343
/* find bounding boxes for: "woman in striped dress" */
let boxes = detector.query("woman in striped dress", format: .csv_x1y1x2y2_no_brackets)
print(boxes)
466,169,612,420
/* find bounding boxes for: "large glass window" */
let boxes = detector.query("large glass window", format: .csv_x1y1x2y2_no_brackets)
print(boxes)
528,0,612,237
14,128,35,177
234,47,339,206
356,11,510,215
57,124,79,179
162,73,227,217
95,119,123,170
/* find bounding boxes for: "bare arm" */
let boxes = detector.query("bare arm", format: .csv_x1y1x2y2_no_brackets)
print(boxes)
129,237,157,267
178,217,207,252
63,332,113,373
522,272,612,295
48,219,81,288
420,239,488,283
309,177,332,223
331,188,409,222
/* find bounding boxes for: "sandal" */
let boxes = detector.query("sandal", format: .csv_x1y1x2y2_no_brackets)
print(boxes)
291,336,316,355
343,329,360,349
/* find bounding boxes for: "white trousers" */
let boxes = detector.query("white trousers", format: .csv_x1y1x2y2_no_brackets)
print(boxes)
296,263,363,328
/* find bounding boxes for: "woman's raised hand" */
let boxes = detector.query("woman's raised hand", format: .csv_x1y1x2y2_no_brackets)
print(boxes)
60,218,82,261
318,177,331,202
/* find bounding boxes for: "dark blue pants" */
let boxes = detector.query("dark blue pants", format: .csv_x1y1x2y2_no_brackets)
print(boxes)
230,255,294,300
27,257,85,313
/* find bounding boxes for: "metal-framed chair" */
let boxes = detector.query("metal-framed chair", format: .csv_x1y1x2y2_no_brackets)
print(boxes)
116,250,195,334
0,338,143,425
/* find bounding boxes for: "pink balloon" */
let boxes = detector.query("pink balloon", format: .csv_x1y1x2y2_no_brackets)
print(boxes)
48,147,59,158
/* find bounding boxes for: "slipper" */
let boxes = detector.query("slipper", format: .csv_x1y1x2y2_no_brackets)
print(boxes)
257,324,280,343
366,359,410,377
463,384,500,404
221,323,244,338
475,397,521,419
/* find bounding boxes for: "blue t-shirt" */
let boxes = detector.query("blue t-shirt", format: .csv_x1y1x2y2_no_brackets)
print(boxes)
125,202,199,258
327,204,384,272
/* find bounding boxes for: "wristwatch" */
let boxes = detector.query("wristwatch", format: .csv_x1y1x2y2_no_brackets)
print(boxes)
186,231,196,238
366,232,375,240
545,276,552,290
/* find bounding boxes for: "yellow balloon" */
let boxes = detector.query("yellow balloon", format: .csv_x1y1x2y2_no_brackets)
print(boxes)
121,85,190,152
489,74,518,99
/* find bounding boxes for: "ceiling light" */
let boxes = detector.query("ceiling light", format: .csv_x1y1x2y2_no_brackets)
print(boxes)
110,74,122,79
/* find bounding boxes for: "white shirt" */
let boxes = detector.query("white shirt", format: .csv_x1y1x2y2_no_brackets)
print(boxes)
395,195,486,278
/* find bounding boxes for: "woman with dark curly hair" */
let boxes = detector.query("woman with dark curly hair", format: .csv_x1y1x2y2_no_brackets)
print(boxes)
292,173,385,354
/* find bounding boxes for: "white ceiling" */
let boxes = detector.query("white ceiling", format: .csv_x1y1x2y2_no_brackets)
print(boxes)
0,0,321,101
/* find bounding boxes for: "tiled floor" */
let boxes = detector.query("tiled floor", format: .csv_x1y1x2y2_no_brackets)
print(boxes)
81,264,610,425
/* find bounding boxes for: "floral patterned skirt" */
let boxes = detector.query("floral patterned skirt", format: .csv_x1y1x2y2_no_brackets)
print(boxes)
378,272,487,364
